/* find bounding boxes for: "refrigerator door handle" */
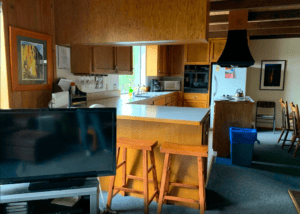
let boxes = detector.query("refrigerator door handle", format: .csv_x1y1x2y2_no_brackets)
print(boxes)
213,75,218,97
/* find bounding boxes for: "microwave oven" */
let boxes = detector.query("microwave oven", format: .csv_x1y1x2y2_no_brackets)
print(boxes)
163,81,181,91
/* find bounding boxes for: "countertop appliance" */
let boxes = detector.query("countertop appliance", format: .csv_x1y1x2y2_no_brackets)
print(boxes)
150,79,162,92
210,64,247,127
163,81,181,91
0,108,116,189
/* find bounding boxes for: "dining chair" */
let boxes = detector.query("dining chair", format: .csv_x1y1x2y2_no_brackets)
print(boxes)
289,103,300,158
277,99,293,148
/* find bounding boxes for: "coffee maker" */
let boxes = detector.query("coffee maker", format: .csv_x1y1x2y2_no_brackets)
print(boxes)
150,79,161,92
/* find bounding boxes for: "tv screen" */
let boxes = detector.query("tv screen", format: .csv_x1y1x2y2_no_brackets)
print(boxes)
0,108,116,185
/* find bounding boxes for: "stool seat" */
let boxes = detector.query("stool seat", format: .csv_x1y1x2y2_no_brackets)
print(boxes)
118,137,158,151
160,142,208,157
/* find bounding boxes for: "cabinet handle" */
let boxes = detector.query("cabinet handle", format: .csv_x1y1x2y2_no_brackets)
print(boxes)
164,71,167,73
159,70,161,73
181,72,183,74
194,96,198,99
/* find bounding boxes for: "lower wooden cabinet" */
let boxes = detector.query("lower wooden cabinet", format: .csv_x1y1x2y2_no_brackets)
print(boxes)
183,101,207,108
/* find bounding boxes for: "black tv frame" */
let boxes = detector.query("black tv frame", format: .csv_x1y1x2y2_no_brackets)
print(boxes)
0,108,117,186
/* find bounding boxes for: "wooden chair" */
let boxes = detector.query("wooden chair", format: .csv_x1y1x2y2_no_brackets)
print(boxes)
277,99,293,148
106,137,159,214
255,101,276,133
289,103,300,158
157,142,208,214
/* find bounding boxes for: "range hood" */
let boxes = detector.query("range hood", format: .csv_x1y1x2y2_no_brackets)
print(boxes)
217,10,255,68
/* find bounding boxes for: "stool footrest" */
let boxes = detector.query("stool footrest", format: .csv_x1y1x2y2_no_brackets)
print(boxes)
148,165,154,173
149,190,159,204
127,175,154,183
164,195,199,204
117,160,126,169
112,189,121,199
169,182,199,190
114,187,143,195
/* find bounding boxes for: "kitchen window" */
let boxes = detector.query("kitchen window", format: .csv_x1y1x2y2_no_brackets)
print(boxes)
119,46,146,94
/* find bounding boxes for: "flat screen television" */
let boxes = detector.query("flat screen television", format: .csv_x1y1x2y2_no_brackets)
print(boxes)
0,108,116,189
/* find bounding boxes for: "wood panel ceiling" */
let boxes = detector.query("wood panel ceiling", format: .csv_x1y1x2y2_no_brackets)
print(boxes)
209,0,300,39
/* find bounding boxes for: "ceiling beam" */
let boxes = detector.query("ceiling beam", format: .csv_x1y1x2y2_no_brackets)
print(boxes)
209,20,300,32
250,34,300,40
210,9,300,23
209,27,300,38
210,0,300,12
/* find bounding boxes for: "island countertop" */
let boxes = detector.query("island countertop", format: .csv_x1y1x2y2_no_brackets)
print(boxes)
85,92,210,126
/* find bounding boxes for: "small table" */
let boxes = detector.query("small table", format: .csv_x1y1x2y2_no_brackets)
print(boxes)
0,179,99,214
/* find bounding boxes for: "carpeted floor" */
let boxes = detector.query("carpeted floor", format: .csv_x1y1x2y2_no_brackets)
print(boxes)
99,131,300,214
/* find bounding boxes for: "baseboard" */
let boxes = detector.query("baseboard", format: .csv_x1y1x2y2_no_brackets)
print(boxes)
257,126,281,131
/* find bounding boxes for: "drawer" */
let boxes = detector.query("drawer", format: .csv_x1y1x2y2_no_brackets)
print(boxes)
165,96,172,104
183,101,207,108
184,93,208,101
154,98,166,106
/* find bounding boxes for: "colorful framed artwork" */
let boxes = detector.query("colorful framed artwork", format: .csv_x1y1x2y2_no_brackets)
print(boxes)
260,60,286,90
9,27,53,91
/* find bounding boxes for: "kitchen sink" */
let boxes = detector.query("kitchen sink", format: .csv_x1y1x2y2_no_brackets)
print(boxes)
134,94,151,98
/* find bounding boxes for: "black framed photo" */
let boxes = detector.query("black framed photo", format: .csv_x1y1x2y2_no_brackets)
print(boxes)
260,60,286,90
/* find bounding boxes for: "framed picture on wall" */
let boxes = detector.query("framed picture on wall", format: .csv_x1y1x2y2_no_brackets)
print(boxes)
260,60,286,90
9,27,53,91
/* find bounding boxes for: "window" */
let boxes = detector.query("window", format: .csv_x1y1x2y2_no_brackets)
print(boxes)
119,46,146,94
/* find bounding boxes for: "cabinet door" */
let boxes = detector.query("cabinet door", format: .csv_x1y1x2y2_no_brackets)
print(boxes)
146,45,160,76
154,98,166,106
116,47,133,75
159,45,168,76
210,39,226,62
170,45,184,76
93,46,116,74
71,45,92,74
183,101,207,108
185,43,209,64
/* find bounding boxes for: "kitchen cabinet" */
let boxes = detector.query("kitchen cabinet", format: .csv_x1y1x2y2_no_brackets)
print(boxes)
71,45,133,75
153,98,166,106
71,45,93,74
146,45,167,76
209,39,227,63
170,45,185,76
184,43,210,65
146,45,184,77
183,93,209,108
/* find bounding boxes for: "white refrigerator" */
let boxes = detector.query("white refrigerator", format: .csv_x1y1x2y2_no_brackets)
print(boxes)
210,64,247,128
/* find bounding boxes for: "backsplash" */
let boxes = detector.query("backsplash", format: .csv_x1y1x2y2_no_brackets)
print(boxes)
146,76,183,87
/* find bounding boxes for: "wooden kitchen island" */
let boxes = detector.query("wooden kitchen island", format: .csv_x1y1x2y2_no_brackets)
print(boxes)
86,93,210,209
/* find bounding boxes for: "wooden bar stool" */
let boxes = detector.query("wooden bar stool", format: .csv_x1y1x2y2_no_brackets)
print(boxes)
157,142,208,214
106,137,159,214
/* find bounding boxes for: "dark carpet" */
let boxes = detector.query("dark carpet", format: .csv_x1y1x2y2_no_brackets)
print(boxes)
99,131,300,214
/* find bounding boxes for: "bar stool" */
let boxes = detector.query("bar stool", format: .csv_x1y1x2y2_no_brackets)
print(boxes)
106,137,159,214
157,142,208,214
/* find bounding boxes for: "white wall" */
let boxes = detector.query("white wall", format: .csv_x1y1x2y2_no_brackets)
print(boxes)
56,45,119,93
247,38,300,128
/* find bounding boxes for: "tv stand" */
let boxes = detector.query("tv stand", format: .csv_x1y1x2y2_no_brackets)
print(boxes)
0,178,99,214
28,178,86,191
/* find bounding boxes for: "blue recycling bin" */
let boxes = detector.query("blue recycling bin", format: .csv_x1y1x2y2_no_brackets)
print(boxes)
230,127,259,167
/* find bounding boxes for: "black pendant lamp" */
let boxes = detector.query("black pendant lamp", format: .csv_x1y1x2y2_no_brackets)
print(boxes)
217,10,255,68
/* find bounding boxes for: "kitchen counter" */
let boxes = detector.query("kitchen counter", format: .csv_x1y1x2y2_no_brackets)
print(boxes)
85,92,210,126
91,91,210,209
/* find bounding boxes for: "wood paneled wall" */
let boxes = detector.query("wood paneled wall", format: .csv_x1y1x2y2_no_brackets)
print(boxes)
54,0,210,45
2,0,56,109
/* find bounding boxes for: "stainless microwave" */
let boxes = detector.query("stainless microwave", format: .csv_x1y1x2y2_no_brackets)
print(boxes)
163,81,181,91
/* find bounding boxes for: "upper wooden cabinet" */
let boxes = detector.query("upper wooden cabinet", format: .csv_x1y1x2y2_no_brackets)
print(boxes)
71,45,93,74
146,45,168,76
93,46,115,74
184,43,210,65
170,45,184,76
210,39,227,62
71,46,133,75
146,45,184,77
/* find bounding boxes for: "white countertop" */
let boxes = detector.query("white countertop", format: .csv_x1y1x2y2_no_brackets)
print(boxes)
83,92,210,126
